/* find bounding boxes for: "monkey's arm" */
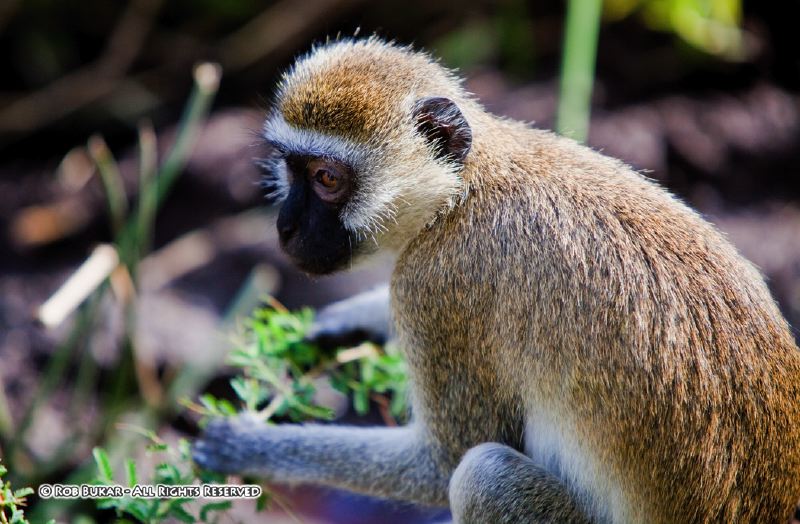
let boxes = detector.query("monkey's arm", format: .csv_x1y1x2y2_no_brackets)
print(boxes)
306,284,392,347
192,415,450,506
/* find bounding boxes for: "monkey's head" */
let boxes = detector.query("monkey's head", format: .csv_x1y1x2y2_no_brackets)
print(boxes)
259,38,473,275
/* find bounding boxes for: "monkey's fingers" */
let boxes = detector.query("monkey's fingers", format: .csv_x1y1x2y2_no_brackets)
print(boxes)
192,415,266,475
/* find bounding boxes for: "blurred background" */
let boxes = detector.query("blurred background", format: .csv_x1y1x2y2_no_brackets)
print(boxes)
1,0,799,522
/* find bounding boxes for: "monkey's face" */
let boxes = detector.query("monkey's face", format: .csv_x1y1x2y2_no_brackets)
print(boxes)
257,111,378,275
272,153,359,275
258,40,474,275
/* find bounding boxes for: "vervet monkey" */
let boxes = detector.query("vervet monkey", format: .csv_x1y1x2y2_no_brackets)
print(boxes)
193,38,800,523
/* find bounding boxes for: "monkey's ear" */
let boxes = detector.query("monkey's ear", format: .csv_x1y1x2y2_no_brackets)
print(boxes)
412,97,472,164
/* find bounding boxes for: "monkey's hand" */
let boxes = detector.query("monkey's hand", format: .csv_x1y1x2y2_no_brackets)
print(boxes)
193,414,451,505
192,414,270,478
306,284,392,349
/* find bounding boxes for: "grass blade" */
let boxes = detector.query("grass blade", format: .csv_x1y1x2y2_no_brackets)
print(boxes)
88,135,128,236
135,119,158,264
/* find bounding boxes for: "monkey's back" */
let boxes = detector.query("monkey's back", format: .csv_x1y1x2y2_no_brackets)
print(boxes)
393,121,800,523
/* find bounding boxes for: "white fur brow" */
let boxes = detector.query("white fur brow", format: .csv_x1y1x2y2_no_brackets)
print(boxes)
263,114,369,165
262,114,379,233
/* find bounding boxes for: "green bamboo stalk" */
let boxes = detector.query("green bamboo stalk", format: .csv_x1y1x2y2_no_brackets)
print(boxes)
556,0,603,142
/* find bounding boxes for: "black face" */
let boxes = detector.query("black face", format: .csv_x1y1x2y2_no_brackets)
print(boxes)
274,154,359,275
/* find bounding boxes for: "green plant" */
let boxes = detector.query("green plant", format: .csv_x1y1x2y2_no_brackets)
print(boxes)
92,298,408,523
605,0,744,58
7,62,222,523
215,299,408,423
92,438,230,523
556,0,745,143
0,462,52,524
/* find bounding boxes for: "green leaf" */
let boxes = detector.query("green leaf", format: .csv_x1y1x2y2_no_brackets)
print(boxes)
96,498,118,510
10,507,26,524
125,501,152,522
361,360,375,384
125,459,138,487
390,389,407,417
169,504,197,523
354,387,369,415
200,501,233,521
154,463,182,484
93,447,114,482
256,491,271,512
199,393,219,412
230,377,251,405
217,399,237,416
12,487,33,499
146,442,169,452
178,438,193,461
198,469,226,484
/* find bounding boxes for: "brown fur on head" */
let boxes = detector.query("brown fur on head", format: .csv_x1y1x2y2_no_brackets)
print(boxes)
262,37,477,254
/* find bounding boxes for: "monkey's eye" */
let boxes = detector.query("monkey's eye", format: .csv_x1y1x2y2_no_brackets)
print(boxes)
307,158,351,204
315,168,339,189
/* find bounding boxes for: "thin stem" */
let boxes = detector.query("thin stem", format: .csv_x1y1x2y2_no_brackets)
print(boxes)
135,119,158,269
117,62,221,267
556,0,603,142
152,62,221,206
88,135,128,236
7,289,104,472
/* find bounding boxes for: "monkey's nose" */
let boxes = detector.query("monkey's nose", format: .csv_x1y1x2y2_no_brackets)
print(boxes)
277,221,297,244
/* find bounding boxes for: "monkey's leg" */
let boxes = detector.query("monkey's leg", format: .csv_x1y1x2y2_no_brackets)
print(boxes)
193,414,450,506
305,284,392,347
449,443,590,524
